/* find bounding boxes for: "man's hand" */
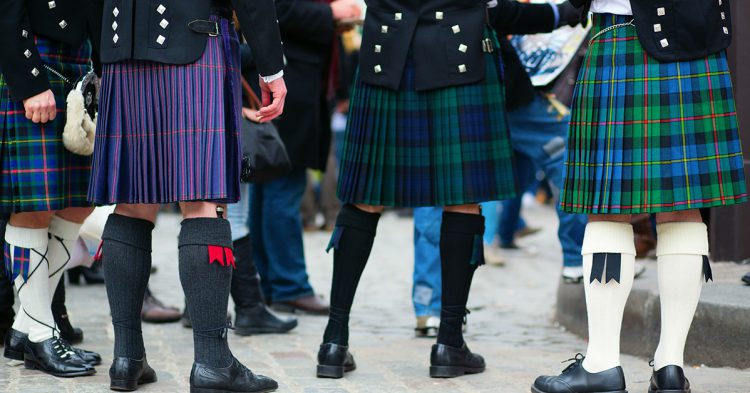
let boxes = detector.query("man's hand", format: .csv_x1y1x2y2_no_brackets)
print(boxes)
257,77,287,122
23,89,56,124
330,0,362,21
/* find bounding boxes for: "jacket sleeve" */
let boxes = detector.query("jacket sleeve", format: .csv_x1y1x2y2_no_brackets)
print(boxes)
231,0,285,77
275,0,335,46
490,0,557,36
88,0,104,77
0,0,51,102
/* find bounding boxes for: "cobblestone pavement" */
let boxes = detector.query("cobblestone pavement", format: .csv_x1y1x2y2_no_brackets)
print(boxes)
1,204,748,392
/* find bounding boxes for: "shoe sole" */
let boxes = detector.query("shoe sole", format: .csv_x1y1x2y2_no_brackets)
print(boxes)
24,358,96,378
316,364,356,379
190,387,277,393
648,389,690,393
531,387,627,393
270,303,328,316
429,365,485,378
234,325,297,336
110,373,158,391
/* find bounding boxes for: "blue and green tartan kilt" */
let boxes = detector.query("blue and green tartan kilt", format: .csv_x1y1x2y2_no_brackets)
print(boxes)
0,36,93,213
337,31,517,207
560,13,746,214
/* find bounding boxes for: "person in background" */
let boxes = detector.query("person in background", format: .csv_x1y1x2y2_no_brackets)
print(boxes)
410,0,582,338
533,1,745,392
87,0,287,391
0,0,102,377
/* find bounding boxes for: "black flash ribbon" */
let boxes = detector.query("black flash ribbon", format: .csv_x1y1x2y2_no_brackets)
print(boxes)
589,252,622,284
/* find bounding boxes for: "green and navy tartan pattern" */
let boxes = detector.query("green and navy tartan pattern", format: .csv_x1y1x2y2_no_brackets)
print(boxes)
337,30,517,207
561,13,747,214
0,36,93,213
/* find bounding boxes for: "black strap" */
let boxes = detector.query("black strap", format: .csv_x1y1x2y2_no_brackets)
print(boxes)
188,20,220,36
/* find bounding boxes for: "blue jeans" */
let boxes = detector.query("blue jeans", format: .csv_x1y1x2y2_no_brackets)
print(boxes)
412,207,443,318
498,153,535,246
228,184,251,242
506,94,586,267
248,168,314,302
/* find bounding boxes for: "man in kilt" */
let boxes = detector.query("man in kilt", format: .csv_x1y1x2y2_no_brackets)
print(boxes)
317,0,517,380
532,1,746,393
0,0,103,378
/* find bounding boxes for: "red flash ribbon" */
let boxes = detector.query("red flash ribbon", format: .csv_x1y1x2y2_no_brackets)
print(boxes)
208,245,226,266
225,248,236,269
94,241,104,262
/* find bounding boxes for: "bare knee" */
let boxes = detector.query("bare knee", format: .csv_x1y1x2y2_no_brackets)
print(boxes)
114,204,160,223
55,207,95,224
9,211,55,229
656,210,702,224
587,214,632,223
180,202,227,219
443,204,481,215
353,204,385,214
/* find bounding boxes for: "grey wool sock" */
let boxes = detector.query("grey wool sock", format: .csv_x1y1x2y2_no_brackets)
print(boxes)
101,214,154,359
178,218,234,367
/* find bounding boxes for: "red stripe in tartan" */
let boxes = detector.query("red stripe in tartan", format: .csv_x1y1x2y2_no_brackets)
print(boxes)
570,112,737,126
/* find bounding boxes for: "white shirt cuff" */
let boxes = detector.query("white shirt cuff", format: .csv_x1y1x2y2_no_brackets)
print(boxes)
260,70,284,83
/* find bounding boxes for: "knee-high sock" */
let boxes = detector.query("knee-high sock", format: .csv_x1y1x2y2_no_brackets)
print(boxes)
653,222,706,370
322,204,380,346
5,225,54,342
581,221,636,373
47,216,83,324
179,218,234,367
436,212,484,348
102,214,154,359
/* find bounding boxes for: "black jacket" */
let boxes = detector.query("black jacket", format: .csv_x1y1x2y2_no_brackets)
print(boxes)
571,0,732,62
359,0,490,91
99,0,284,77
0,0,103,102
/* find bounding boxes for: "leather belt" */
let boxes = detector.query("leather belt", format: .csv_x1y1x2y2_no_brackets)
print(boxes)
188,19,221,36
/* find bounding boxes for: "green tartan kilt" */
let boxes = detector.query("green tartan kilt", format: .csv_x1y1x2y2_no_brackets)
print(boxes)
560,13,747,214
337,30,517,207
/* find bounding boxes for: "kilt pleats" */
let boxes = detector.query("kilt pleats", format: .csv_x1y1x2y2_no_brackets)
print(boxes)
337,30,517,207
0,37,93,213
560,13,746,214
88,16,241,205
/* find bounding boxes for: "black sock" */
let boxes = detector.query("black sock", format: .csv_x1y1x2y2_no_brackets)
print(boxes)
230,235,264,308
102,214,154,359
437,212,484,348
179,218,234,367
322,204,380,346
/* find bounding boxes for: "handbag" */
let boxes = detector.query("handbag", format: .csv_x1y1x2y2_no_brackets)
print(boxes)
239,77,292,183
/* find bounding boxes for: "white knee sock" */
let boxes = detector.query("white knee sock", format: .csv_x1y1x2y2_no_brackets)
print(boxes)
653,222,707,370
5,225,55,342
581,221,636,373
47,215,83,297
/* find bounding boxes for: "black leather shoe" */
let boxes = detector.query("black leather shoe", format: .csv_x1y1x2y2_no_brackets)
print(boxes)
4,328,100,365
51,279,85,345
234,304,298,336
24,337,96,377
190,357,278,393
317,343,356,379
649,365,691,393
429,342,485,378
532,354,627,393
742,272,750,285
67,261,105,285
109,356,158,391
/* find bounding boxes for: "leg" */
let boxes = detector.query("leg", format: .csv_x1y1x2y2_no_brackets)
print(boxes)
178,201,277,392
103,204,159,390
430,204,486,378
317,203,382,378
413,207,443,337
648,209,705,392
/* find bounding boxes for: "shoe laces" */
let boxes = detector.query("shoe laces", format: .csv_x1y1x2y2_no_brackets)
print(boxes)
560,353,585,374
52,337,76,359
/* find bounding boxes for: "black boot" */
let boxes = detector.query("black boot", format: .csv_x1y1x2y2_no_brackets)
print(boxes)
230,235,297,335
4,328,101,365
109,356,158,391
67,260,105,285
316,343,356,379
51,279,84,345
429,212,485,378
0,275,14,344
649,365,690,393
532,354,627,393
24,336,96,377
190,357,277,393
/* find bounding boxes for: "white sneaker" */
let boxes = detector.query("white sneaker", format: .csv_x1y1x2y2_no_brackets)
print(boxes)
415,316,440,338
562,266,584,284
484,246,506,266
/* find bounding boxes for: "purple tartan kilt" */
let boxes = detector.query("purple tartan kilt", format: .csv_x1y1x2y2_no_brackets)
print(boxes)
88,16,241,205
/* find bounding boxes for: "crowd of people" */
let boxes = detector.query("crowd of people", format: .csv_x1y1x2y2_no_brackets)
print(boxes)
0,0,745,393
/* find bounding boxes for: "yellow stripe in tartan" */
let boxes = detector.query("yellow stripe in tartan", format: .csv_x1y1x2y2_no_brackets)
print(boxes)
677,62,692,208
575,71,731,86
563,151,744,167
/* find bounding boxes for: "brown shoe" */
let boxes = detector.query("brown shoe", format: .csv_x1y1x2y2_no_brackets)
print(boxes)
141,288,182,323
271,294,329,315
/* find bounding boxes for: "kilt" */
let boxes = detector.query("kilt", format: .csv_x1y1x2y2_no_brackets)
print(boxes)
337,30,517,207
0,37,93,213
88,16,241,205
560,13,747,214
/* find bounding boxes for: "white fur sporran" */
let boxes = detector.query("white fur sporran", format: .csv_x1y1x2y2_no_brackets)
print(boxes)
63,71,98,156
